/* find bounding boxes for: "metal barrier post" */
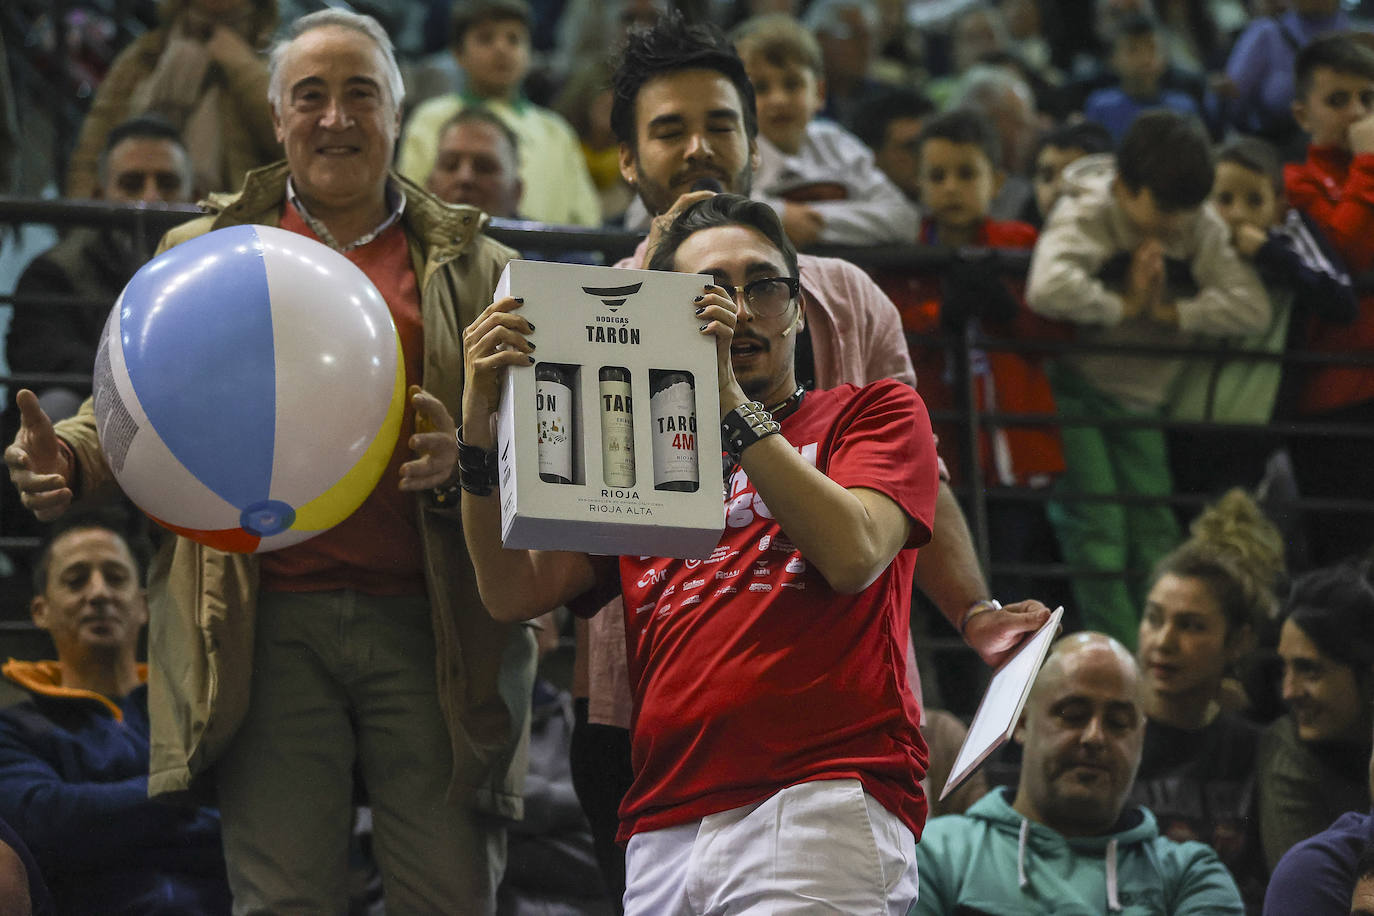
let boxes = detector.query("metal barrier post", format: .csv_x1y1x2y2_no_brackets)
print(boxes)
957,318,991,566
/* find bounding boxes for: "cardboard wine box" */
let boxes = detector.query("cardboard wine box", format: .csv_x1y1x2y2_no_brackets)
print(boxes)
494,260,724,558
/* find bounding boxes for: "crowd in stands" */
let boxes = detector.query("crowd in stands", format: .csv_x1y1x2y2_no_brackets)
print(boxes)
3,0,1374,912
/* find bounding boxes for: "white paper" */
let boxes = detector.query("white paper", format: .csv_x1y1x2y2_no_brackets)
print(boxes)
940,606,1064,801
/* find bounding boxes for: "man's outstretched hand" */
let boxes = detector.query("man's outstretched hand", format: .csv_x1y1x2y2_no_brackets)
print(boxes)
4,389,73,521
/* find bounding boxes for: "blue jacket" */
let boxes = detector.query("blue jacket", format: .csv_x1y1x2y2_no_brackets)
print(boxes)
1167,207,1358,424
1083,87,1203,144
1264,810,1374,916
914,787,1244,915
0,660,229,915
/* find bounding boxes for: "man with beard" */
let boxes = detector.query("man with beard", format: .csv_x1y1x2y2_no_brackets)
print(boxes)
913,632,1244,915
569,16,1051,906
461,193,1051,911
9,115,193,422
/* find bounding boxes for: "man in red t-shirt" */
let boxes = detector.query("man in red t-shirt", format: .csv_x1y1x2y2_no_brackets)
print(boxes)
459,193,1052,912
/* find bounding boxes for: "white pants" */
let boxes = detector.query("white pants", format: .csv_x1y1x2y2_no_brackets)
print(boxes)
623,778,918,915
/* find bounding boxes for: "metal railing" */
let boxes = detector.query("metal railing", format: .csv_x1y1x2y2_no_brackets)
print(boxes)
1,195,1369,681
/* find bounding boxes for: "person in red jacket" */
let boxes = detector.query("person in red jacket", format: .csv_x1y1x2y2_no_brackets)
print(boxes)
884,109,1071,604
1284,33,1374,566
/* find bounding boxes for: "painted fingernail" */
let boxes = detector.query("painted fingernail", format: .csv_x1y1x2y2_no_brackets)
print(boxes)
695,307,706,315
515,297,525,304
703,283,712,290
693,295,704,302
527,355,536,364
699,323,710,331
528,341,536,350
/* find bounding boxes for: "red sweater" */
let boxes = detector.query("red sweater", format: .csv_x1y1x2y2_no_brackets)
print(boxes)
1284,145,1374,413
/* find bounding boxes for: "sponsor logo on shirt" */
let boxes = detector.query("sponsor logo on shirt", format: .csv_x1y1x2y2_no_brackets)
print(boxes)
759,533,798,554
683,578,706,590
637,568,666,588
713,585,738,598
684,559,702,570
680,594,701,607
635,603,654,615
769,535,797,554
781,581,806,591
785,556,806,574
748,582,773,593
715,569,740,580
661,584,676,597
706,545,740,564
753,565,770,576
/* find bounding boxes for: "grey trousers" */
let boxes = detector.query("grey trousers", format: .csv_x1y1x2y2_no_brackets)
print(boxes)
214,590,504,915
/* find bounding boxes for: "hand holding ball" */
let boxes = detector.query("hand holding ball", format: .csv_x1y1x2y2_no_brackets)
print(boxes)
93,225,405,553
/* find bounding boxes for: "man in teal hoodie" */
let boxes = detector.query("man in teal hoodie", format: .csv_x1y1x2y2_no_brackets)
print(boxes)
913,632,1243,915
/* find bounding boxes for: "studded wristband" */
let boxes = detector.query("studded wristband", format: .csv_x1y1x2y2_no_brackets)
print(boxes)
721,401,781,460
451,426,499,499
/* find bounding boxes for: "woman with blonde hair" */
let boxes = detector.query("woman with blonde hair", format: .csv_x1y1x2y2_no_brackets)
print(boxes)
1132,488,1283,909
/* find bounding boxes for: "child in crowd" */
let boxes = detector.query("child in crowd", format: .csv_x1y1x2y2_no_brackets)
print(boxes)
730,14,918,248
1028,120,1114,227
396,0,600,226
1168,136,1355,498
1026,109,1269,647
889,109,1068,602
1083,14,1204,143
1280,33,1374,567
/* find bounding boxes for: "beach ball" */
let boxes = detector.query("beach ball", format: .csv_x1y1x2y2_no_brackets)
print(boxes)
92,224,405,553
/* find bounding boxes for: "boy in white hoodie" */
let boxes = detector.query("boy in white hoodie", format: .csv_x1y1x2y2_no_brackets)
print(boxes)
1026,110,1268,648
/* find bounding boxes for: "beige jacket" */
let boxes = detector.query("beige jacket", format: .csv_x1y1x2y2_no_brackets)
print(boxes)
56,162,536,818
64,28,281,198
1026,154,1270,410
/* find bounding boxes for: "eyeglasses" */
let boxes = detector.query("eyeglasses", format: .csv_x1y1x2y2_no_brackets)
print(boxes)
714,276,800,318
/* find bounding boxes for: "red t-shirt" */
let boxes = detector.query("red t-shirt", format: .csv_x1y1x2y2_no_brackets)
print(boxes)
614,380,939,843
258,203,427,594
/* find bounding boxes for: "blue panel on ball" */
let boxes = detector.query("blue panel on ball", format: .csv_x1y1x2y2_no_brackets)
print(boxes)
240,499,296,536
120,225,275,509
